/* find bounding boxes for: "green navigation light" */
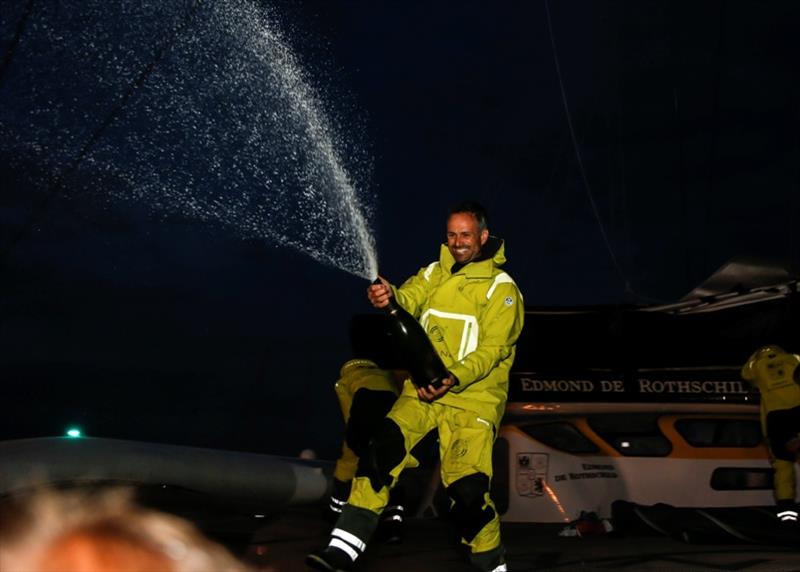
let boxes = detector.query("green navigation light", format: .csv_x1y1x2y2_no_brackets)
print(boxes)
66,428,82,438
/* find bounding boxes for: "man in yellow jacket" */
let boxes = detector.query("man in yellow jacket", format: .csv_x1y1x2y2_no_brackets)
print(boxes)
308,202,524,572
741,345,800,524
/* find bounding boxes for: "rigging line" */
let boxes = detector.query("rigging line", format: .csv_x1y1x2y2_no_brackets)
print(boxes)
791,132,799,277
702,0,727,275
0,0,204,267
543,0,632,294
788,43,800,278
0,0,35,91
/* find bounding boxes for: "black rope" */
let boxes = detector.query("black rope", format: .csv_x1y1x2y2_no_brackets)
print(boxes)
543,0,635,299
0,0,35,91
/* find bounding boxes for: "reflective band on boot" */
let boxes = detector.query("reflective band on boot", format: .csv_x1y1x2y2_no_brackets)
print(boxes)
328,539,358,561
383,504,404,523
320,528,367,566
329,496,346,514
331,528,366,554
778,510,798,522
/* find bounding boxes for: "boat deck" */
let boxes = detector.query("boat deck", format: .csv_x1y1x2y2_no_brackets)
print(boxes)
2,481,796,571
219,506,799,572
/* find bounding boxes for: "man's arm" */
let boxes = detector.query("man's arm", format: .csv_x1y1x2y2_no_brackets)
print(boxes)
416,374,458,402
393,264,439,318
366,264,438,317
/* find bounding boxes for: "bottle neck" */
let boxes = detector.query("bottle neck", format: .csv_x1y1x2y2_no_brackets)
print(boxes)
372,277,401,315
386,296,401,315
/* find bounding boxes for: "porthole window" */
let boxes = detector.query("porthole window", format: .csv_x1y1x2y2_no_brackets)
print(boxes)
675,419,763,448
519,422,599,454
711,468,773,490
588,414,672,457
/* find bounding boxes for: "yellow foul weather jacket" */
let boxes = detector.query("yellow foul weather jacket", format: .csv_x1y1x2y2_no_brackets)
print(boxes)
741,345,800,502
741,346,800,436
391,238,524,426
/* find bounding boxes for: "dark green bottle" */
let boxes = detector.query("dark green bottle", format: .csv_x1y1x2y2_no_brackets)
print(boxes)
374,278,449,389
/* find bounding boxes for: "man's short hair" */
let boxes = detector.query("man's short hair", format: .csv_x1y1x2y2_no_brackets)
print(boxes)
449,201,489,232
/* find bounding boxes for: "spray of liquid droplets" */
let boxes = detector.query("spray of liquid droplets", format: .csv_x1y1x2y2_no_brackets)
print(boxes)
0,0,378,279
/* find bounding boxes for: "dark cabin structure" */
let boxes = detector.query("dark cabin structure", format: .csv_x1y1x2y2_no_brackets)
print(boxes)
509,258,799,404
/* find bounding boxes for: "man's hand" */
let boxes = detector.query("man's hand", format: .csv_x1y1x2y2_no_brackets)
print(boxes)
417,375,457,402
367,276,392,309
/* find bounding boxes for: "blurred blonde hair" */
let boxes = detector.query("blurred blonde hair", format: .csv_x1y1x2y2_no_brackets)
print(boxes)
0,488,251,572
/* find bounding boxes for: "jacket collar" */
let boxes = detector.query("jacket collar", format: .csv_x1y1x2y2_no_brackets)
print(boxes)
439,236,506,278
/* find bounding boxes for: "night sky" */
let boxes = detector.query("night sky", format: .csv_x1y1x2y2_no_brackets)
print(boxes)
1,1,798,459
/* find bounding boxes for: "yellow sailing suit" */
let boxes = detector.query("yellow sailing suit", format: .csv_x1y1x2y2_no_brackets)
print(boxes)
334,238,524,572
741,346,800,503
333,359,403,483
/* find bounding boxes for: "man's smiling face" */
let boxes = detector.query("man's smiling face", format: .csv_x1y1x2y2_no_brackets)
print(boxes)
447,212,488,264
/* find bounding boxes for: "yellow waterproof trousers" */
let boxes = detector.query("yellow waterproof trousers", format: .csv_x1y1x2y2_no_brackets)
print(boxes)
348,395,501,554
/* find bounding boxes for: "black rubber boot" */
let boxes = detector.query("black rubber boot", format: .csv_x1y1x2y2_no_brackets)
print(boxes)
306,546,354,572
375,504,404,544
469,545,507,572
324,478,352,524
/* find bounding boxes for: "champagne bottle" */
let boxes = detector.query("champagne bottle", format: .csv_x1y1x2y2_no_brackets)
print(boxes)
373,278,449,389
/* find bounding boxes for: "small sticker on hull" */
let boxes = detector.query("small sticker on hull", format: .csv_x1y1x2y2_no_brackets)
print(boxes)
516,453,548,497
